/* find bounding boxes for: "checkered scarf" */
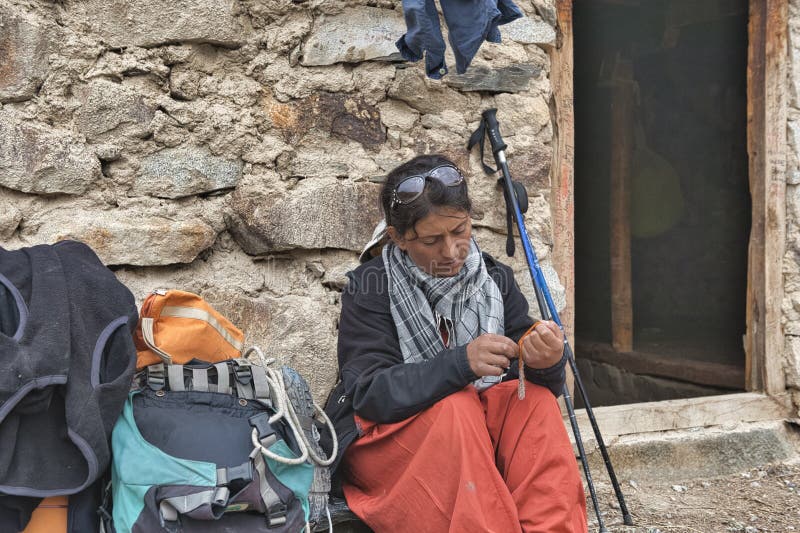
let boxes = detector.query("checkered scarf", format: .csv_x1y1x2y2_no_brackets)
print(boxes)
383,238,504,368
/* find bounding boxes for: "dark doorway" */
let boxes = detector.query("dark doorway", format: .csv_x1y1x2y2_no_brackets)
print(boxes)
573,0,750,406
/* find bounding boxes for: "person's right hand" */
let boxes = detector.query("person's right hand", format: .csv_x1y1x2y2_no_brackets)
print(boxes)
466,333,518,377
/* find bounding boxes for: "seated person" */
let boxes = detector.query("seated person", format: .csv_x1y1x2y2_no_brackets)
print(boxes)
324,154,587,532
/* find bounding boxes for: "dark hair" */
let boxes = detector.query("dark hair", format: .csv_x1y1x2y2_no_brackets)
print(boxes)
381,154,472,236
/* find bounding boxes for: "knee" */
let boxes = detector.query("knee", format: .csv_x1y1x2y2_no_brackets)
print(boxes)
430,387,483,421
521,383,562,419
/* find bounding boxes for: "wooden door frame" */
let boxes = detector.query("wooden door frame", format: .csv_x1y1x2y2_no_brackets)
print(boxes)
550,0,788,400
745,0,787,395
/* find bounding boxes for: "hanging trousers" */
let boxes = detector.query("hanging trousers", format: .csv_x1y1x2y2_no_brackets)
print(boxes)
342,380,588,533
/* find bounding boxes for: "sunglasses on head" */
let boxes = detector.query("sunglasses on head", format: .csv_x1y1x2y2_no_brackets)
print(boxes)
390,165,465,210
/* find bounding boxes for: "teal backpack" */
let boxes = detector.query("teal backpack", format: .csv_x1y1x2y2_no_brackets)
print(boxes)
108,348,337,533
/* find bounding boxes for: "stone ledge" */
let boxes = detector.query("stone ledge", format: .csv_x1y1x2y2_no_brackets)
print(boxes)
573,417,800,484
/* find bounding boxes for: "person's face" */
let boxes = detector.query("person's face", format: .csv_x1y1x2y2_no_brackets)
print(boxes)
388,207,472,277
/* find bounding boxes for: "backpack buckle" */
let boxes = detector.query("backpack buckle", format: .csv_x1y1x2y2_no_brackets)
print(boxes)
249,412,278,447
225,462,253,486
146,363,166,391
267,504,287,527
234,362,253,385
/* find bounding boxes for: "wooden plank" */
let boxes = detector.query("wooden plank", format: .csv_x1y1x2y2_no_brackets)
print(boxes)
551,0,575,347
551,1,576,394
578,341,745,389
609,60,635,352
565,392,794,440
745,0,787,395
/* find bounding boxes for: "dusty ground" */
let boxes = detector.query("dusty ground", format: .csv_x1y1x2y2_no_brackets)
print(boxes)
331,461,800,532
589,461,800,532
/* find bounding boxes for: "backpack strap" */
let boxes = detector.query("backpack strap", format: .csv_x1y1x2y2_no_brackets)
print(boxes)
251,366,272,404
214,362,231,394
167,364,185,391
140,317,174,364
191,368,210,392
252,452,289,527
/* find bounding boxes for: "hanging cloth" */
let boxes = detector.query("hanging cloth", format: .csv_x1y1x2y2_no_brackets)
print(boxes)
396,0,523,79
630,119,684,238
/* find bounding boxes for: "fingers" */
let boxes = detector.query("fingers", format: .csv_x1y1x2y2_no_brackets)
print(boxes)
466,334,518,377
480,334,519,358
476,362,506,376
527,322,563,348
483,353,513,369
523,331,549,355
520,321,565,369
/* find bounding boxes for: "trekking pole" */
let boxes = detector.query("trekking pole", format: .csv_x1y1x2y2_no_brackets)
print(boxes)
468,109,633,529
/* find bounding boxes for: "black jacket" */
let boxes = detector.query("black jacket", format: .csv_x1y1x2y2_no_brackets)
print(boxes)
0,240,138,529
322,253,567,477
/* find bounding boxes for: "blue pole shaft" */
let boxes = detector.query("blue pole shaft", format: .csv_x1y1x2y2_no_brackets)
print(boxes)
495,150,633,527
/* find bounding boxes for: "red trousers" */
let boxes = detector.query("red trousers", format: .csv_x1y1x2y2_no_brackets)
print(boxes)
341,380,587,533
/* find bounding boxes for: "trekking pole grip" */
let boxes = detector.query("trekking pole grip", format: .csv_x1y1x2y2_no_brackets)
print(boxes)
481,108,508,155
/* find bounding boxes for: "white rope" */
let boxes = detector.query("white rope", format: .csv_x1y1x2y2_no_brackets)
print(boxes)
245,347,310,465
325,502,334,533
243,346,338,467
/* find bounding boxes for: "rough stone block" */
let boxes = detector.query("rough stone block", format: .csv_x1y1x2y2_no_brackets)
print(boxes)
0,6,59,102
74,80,156,141
66,0,246,48
495,93,552,137
508,141,552,191
788,120,800,185
322,93,386,147
242,135,293,166
0,110,101,195
377,99,419,131
26,208,217,266
301,7,405,66
789,22,800,108
388,67,474,114
445,63,541,93
211,292,340,400
532,0,557,27
258,57,356,100
592,422,800,484
785,335,800,388
282,144,380,182
502,15,556,45
0,199,22,239
134,146,243,199
269,92,386,148
228,181,382,253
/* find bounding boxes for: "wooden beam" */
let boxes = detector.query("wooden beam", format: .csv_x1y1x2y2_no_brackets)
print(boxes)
551,0,575,353
566,392,794,440
577,341,745,390
551,1,575,403
746,0,787,395
609,60,635,352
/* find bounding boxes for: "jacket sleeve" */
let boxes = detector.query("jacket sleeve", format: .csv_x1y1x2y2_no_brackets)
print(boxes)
338,277,477,425
490,259,567,397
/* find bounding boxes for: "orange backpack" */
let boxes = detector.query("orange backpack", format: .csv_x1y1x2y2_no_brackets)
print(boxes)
133,289,245,370
20,497,67,533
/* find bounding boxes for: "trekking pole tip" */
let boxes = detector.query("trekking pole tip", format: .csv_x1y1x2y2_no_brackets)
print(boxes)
623,512,634,525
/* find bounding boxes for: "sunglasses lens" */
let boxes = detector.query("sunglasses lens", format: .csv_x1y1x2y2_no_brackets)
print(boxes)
429,166,463,186
395,176,425,204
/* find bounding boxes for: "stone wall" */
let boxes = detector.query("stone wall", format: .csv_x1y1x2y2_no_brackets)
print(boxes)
0,0,562,400
787,1,800,405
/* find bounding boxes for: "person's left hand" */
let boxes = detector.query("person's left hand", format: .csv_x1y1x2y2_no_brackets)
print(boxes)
520,321,565,369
